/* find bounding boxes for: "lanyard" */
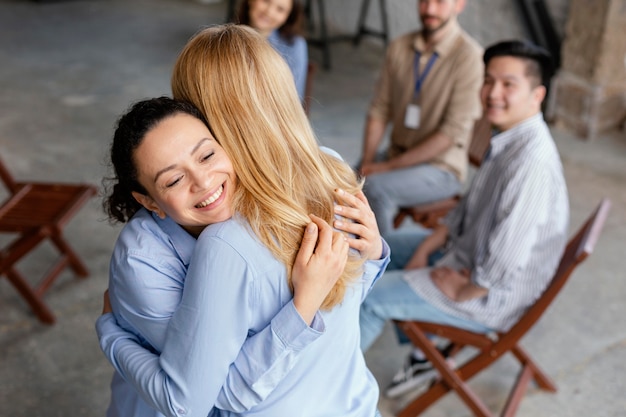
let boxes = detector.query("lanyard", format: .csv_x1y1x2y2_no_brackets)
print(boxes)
413,51,438,99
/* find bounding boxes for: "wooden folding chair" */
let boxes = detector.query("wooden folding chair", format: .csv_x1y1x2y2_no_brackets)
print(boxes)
0,156,98,324
393,198,611,417
393,113,492,229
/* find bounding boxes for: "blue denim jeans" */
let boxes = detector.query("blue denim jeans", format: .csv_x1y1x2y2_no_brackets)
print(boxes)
359,230,492,352
363,160,461,238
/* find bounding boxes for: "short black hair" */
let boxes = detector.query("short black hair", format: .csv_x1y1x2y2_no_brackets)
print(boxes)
483,40,555,89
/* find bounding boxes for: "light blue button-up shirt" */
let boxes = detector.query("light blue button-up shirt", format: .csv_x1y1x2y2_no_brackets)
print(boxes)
96,209,327,417
98,213,390,417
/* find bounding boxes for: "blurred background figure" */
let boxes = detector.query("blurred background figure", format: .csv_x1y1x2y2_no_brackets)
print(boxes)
235,0,308,100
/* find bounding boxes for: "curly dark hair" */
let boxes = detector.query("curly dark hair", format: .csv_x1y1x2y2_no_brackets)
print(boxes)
102,96,207,223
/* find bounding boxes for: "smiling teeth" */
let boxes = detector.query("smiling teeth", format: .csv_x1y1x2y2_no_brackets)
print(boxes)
196,185,223,208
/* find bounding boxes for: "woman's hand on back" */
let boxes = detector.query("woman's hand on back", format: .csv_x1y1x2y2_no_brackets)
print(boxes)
332,189,383,261
291,214,348,324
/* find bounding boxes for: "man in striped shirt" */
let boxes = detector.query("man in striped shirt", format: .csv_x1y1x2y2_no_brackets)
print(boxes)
360,40,569,398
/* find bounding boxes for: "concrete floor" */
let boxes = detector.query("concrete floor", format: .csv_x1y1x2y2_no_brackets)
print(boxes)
1,1,625,416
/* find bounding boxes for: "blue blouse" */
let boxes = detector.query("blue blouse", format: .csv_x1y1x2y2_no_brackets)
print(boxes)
96,209,326,417
268,30,308,100
99,214,390,416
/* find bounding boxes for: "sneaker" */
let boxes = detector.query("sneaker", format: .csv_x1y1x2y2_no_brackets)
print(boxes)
384,355,456,399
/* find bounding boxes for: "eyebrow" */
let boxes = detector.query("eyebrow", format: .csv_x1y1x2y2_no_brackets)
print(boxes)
153,137,212,182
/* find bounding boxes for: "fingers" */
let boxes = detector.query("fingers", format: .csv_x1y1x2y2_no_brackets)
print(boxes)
333,188,382,260
291,215,349,324
353,190,369,206
309,214,334,251
294,214,338,265
295,221,319,267
309,214,348,264
331,226,350,260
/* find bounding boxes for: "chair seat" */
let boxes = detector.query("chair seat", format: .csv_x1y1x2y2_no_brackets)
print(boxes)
0,182,96,232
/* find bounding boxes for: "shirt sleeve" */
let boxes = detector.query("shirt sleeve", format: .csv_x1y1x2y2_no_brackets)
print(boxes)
97,234,324,417
437,46,484,146
359,238,391,300
442,194,467,238
471,161,552,289
109,248,184,351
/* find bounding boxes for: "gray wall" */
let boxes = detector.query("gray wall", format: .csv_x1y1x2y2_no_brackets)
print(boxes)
315,0,570,48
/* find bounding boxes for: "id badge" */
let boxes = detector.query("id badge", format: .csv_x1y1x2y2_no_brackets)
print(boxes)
404,103,420,129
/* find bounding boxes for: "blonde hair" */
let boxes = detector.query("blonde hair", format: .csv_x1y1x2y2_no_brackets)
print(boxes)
171,24,365,309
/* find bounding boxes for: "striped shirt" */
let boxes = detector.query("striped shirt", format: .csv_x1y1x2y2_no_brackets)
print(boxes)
403,113,569,331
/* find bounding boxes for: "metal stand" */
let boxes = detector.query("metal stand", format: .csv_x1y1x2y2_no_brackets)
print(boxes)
304,0,356,70
354,0,390,47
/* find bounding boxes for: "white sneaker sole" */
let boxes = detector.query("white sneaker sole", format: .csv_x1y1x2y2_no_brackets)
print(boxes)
385,368,438,398
384,358,456,399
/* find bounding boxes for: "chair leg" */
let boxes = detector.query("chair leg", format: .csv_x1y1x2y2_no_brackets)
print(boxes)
5,268,55,324
50,232,89,278
501,364,534,417
510,344,557,392
398,321,495,417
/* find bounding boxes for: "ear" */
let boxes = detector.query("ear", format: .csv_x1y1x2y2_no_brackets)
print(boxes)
533,84,547,105
132,191,167,219
454,0,467,13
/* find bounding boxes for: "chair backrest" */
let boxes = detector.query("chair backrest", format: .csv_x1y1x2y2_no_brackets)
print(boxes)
467,113,493,167
506,198,611,340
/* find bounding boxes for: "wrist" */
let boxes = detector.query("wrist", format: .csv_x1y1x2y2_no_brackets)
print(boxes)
293,295,317,326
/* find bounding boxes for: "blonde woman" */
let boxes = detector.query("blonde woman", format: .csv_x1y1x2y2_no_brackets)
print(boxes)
98,25,389,417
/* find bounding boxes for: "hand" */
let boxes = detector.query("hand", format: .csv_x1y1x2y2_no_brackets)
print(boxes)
429,267,471,301
333,189,383,260
102,289,112,315
360,161,391,176
291,214,349,324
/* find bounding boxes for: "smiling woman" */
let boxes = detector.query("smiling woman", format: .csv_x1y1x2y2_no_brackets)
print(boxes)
131,112,236,237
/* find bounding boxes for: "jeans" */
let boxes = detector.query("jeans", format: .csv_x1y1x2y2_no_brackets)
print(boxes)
359,230,492,352
363,160,461,238
385,228,436,270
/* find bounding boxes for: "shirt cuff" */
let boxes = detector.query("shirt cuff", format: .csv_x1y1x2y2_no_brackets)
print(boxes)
366,237,390,267
271,300,324,351
95,313,117,341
